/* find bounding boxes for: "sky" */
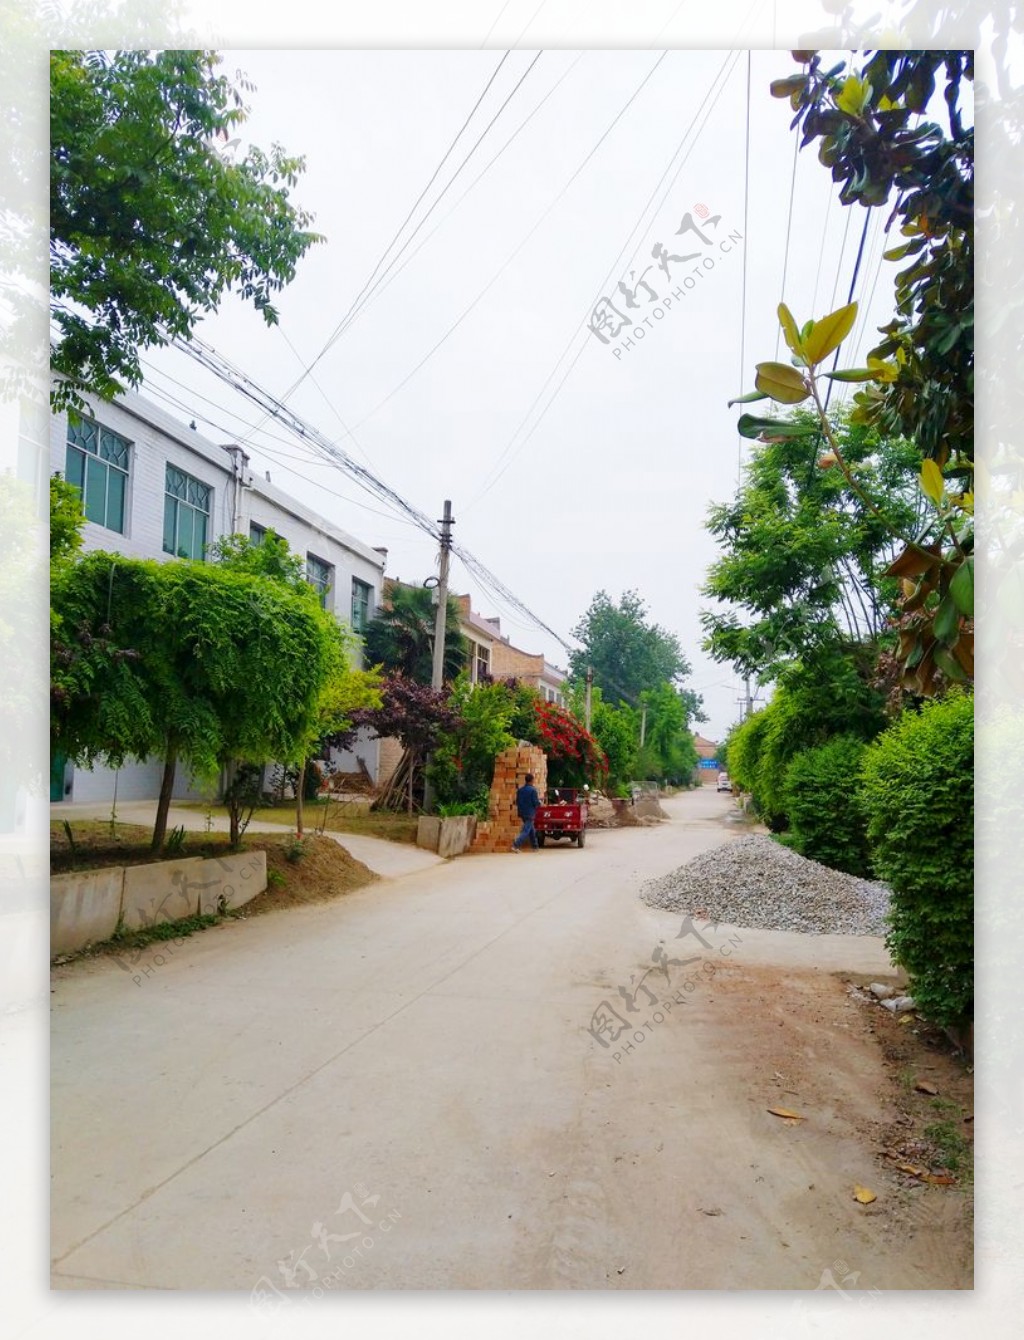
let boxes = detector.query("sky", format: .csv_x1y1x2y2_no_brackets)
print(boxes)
140,44,908,741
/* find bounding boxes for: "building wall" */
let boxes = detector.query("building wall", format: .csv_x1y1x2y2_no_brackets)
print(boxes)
51,391,387,800
489,641,566,705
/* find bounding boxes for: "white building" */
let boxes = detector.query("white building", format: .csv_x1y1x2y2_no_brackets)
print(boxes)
50,389,387,803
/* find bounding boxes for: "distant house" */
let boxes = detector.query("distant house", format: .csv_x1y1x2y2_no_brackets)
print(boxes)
50,389,386,803
692,733,721,784
485,617,567,706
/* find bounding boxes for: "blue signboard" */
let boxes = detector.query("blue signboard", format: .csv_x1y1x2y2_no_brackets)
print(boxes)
699,758,720,770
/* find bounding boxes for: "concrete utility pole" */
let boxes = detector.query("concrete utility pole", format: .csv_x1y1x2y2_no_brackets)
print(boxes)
431,500,454,691
584,665,594,733
744,676,753,720
640,702,647,748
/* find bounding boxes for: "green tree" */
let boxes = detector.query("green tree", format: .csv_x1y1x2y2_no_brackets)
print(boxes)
50,473,85,566
702,409,920,684
50,49,321,412
363,582,467,684
51,551,340,848
569,589,693,706
640,683,700,785
743,51,975,692
210,528,380,834
208,530,307,589
426,674,516,815
860,690,974,1026
723,652,886,828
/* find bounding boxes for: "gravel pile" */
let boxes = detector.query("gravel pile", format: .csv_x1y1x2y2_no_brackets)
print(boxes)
640,834,892,936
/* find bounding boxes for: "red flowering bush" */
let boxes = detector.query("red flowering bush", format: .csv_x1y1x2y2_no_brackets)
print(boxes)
531,699,607,788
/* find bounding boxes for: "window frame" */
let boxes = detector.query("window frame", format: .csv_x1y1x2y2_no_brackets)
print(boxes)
350,577,372,632
163,463,212,561
306,552,334,609
65,417,131,534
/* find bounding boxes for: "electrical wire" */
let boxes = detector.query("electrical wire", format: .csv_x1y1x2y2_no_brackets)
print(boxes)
773,124,799,361
247,48,516,439
331,53,583,338
321,51,544,348
511,0,547,48
480,0,515,46
173,332,577,653
738,49,751,490
349,50,671,432
823,204,872,414
466,48,743,508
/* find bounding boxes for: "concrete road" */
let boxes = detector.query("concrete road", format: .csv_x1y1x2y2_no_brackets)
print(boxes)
52,789,935,1293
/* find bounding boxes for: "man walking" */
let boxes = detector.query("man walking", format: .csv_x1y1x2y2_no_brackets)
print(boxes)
512,773,541,851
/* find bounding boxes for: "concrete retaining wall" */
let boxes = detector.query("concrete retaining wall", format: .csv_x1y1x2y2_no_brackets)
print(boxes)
51,850,267,958
416,815,477,857
437,815,477,858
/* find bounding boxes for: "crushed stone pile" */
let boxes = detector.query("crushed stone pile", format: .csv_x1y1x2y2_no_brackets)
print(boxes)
640,834,891,936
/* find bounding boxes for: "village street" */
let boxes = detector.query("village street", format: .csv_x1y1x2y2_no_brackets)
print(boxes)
50,789,969,1293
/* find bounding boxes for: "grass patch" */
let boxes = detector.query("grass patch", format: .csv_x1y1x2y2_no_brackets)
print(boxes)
109,911,222,952
50,821,259,873
180,801,420,845
922,1118,972,1178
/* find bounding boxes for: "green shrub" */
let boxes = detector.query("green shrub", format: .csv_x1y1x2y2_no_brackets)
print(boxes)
784,735,872,876
860,690,973,1027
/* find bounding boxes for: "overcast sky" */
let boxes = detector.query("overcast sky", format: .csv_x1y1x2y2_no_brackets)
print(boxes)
141,45,907,740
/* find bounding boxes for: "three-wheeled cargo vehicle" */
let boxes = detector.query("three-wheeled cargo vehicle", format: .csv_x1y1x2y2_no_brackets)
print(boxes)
534,787,589,847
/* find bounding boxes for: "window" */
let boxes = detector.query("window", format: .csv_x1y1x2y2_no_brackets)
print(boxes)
163,464,211,560
351,578,372,632
475,643,491,683
307,553,333,609
65,418,130,533
249,522,266,545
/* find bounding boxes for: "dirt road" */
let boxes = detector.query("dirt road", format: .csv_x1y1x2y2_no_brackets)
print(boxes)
50,788,971,1291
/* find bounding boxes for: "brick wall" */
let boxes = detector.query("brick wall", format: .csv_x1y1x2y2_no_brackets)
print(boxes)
470,745,548,853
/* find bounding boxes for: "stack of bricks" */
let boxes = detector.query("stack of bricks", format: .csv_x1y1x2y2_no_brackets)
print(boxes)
470,744,548,854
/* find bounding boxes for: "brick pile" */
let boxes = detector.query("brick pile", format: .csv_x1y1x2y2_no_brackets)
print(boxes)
469,744,548,853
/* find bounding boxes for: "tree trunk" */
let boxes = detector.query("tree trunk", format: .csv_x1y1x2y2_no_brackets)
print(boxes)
296,759,306,837
152,744,177,851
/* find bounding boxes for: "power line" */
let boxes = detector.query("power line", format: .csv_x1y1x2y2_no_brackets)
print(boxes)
267,50,515,418
173,332,577,653
332,52,583,339
738,49,751,489
480,0,515,46
823,205,872,414
350,49,671,432
773,123,799,361
323,51,544,344
466,49,743,508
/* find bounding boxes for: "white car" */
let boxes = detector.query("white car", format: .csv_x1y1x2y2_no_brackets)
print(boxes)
716,772,732,793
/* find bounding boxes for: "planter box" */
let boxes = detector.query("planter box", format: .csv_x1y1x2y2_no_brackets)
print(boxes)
416,815,442,852
437,815,477,858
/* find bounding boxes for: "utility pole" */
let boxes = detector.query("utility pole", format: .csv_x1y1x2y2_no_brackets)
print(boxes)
431,500,454,691
423,501,455,818
640,702,647,748
744,675,753,721
584,665,593,733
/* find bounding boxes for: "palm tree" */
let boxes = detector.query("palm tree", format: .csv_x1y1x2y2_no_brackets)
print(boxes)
362,581,467,684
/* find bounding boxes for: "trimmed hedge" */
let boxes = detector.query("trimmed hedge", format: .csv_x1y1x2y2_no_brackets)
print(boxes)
784,735,872,876
860,691,974,1027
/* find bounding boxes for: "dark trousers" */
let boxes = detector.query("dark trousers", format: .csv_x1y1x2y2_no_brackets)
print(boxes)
513,817,538,849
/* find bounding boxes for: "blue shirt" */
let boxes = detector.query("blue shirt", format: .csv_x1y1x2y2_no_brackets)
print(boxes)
516,784,540,819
